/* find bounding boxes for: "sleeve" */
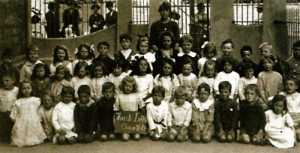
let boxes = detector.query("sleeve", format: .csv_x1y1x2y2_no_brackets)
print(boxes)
172,22,180,43
38,107,43,122
148,76,154,96
257,73,266,99
238,79,245,100
173,75,180,91
231,102,239,130
146,105,156,130
259,106,266,130
191,103,199,126
138,95,145,109
10,101,19,122
207,103,215,123
167,105,173,127
277,74,284,93
88,104,98,133
113,96,120,111
192,76,198,97
286,113,294,127
52,105,61,131
214,101,222,130
153,75,159,86
183,105,192,127
213,73,221,95
150,23,157,47
73,105,82,133
19,65,26,82
234,74,240,95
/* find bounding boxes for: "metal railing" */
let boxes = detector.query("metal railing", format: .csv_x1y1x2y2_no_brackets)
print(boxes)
286,3,300,57
132,0,149,25
233,0,263,25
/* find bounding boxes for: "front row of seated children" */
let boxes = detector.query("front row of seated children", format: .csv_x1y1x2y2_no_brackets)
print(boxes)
1,71,299,149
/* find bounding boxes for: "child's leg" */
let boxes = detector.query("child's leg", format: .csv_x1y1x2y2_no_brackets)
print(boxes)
133,133,140,140
149,129,159,141
177,127,188,142
67,136,77,144
190,126,201,142
216,129,226,142
202,126,214,143
83,133,95,143
160,129,168,140
241,134,250,144
77,133,84,142
167,127,178,142
122,133,130,141
226,129,235,142
57,135,67,145
296,129,300,142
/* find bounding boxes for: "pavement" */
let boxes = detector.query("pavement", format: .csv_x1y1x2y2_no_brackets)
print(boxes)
0,136,299,153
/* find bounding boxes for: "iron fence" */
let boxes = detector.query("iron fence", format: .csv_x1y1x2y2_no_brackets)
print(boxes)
233,0,263,25
132,0,149,25
286,3,300,57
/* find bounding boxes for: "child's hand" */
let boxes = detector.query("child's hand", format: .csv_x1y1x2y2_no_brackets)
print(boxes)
140,107,146,115
57,129,66,135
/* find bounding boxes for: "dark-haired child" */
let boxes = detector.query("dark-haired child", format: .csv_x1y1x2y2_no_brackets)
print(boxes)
197,42,217,77
0,49,19,86
97,82,116,141
10,81,47,147
74,85,98,143
70,61,92,98
214,81,238,142
190,83,214,143
107,60,128,94
236,45,258,77
38,92,55,142
167,86,192,142
20,45,43,82
239,84,265,145
50,45,72,75
287,40,300,90
216,39,235,72
198,60,216,95
52,86,77,144
146,86,169,140
178,61,198,102
90,62,107,102
280,77,300,142
72,43,95,70
51,65,71,103
0,73,18,142
238,63,257,101
31,63,52,98
214,56,240,100
94,41,114,75
265,94,295,148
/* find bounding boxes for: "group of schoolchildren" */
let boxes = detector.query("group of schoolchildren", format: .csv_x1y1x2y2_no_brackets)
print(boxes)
0,31,300,149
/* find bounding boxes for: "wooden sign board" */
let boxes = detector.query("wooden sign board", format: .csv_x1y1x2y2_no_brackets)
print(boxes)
114,111,147,134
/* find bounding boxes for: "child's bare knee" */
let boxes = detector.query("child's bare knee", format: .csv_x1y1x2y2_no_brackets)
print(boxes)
122,133,130,141
57,135,66,145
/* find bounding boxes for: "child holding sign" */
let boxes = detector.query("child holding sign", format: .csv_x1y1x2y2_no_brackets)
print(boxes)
114,76,145,141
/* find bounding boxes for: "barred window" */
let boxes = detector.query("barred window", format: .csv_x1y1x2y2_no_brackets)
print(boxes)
233,0,263,25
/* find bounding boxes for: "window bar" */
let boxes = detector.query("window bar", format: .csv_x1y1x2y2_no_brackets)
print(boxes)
139,0,142,24
246,2,248,25
241,1,244,25
207,0,209,40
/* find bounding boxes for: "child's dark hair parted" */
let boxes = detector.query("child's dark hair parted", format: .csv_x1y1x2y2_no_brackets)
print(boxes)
119,34,132,42
159,31,175,48
112,60,127,72
270,94,288,114
244,84,260,97
198,83,211,94
152,86,166,98
221,39,234,48
203,42,217,58
17,81,33,98
77,85,91,96
158,1,171,12
220,56,236,71
90,61,105,78
119,76,138,93
76,43,95,60
74,61,89,77
136,39,150,52
159,58,175,79
179,35,193,46
31,63,51,80
201,60,216,77
53,45,69,64
26,45,39,61
53,65,72,81
102,82,115,93
240,45,253,57
219,81,232,92
61,86,75,99
97,41,110,50
132,57,152,76
241,62,256,77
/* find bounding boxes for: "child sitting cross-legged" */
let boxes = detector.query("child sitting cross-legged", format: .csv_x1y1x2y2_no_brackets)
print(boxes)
167,86,192,142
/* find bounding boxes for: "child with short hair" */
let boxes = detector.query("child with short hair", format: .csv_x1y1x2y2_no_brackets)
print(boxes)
146,86,169,140
10,81,47,147
94,41,114,75
113,76,145,141
216,39,237,72
38,92,55,142
214,56,240,100
97,82,116,141
73,43,95,69
265,94,295,148
167,86,192,142
50,45,73,75
177,61,198,102
236,45,258,77
238,63,258,101
50,65,71,103
198,60,216,95
70,61,92,98
20,45,43,82
107,60,128,94
214,81,238,142
74,85,98,143
90,61,107,102
0,73,18,142
52,86,77,144
0,48,19,86
239,84,265,145
257,56,283,104
280,77,300,142
31,63,52,98
154,58,180,102
197,42,217,77
190,83,214,143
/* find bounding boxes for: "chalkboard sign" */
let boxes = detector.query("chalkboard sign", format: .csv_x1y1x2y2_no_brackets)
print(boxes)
114,111,147,134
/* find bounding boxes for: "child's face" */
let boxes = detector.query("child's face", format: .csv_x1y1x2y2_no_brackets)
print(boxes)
162,36,172,49
138,60,148,74
206,65,215,78
242,50,252,60
198,88,210,102
113,66,122,76
285,80,298,94
245,89,258,103
182,64,193,76
261,45,272,57
221,43,233,56
139,41,149,54
175,92,186,106
79,93,90,105
57,49,66,61
294,47,300,58
42,95,53,110
263,59,273,71
98,45,109,56
36,67,46,79
207,50,215,59
273,101,284,114
220,89,230,100
62,93,73,104
94,66,103,78
123,82,133,94
21,83,32,97
80,47,89,59
182,41,193,53
120,39,131,50
28,50,39,63
160,9,170,19
56,69,65,81
162,63,172,76
93,8,99,14
223,62,233,73
244,68,254,79
2,76,14,90
78,67,87,78
153,92,163,106
103,88,114,100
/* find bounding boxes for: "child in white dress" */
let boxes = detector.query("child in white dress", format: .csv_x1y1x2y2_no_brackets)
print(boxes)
72,43,95,70
238,63,257,101
265,94,295,148
50,45,72,75
10,81,46,147
108,60,128,94
90,61,108,102
198,60,216,95
197,42,217,77
50,65,71,103
70,61,92,98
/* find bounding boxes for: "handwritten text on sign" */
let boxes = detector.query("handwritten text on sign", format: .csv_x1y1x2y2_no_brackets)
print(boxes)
114,111,147,134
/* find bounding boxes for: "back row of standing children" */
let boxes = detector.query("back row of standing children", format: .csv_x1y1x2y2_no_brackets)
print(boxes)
0,31,299,148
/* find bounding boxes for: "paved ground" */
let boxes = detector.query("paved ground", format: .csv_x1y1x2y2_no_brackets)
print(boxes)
0,136,299,153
